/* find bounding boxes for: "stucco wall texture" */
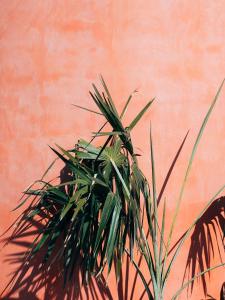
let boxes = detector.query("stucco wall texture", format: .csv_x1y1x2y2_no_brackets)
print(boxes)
0,1,225,299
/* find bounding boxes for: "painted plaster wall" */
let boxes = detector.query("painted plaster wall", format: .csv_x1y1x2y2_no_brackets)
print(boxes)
0,1,224,299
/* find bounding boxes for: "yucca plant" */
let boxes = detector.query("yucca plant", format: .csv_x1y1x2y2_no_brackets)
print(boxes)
122,79,225,300
3,77,224,300
4,76,154,288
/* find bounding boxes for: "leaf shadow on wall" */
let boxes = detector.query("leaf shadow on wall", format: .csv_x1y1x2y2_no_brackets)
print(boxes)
131,197,225,300
1,165,224,300
1,241,114,300
0,165,115,300
0,212,114,300
183,196,225,299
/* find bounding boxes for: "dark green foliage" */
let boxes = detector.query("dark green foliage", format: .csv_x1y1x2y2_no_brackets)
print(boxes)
8,78,224,300
13,78,154,285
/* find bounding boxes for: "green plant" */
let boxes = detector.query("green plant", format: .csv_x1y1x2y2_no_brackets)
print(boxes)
4,77,224,299
124,79,225,300
8,76,154,285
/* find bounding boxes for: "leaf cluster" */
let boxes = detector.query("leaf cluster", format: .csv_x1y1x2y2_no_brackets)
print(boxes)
7,77,225,300
12,76,154,285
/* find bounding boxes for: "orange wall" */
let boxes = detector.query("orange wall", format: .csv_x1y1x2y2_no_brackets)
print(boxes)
0,1,225,299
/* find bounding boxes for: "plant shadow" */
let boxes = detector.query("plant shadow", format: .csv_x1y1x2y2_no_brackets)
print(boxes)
1,212,114,300
0,164,114,300
183,196,225,298
1,163,224,300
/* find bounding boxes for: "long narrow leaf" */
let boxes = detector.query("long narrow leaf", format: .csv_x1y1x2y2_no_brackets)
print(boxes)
72,104,103,115
157,131,189,205
129,99,155,130
150,126,160,288
106,198,121,272
172,262,225,300
125,248,154,300
164,79,225,279
120,90,137,119
93,192,116,257
159,199,166,286
163,183,225,288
